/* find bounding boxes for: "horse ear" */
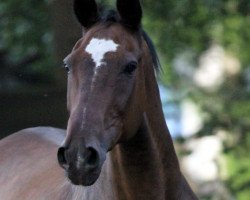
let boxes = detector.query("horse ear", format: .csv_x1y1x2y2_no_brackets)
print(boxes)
116,0,142,30
74,0,99,28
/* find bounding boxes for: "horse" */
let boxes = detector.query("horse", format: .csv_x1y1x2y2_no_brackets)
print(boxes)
0,0,198,199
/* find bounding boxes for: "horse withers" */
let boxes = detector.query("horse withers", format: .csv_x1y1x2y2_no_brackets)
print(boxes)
0,0,198,199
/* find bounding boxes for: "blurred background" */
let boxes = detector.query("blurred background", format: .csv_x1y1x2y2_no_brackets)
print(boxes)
0,0,249,199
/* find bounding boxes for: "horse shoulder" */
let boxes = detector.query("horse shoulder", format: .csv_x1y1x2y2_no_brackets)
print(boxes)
0,127,74,200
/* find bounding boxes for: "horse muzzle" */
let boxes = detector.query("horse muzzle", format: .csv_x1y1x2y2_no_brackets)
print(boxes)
57,143,106,186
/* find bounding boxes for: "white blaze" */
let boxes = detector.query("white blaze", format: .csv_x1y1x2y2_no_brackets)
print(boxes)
85,38,119,68
82,38,119,127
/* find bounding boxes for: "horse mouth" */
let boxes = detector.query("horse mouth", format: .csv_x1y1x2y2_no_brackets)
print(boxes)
66,166,102,186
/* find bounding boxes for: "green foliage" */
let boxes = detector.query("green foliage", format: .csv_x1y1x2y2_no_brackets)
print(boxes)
142,0,250,83
226,132,250,200
0,0,54,84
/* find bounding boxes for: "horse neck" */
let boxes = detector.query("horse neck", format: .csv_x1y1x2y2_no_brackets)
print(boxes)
110,58,184,199
68,52,197,200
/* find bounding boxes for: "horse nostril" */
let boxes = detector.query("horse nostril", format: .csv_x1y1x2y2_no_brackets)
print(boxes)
57,147,69,170
85,147,99,168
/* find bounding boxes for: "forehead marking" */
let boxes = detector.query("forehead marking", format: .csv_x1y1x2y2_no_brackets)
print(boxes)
85,38,119,68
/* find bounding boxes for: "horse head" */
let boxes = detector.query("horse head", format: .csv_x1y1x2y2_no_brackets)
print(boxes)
57,0,148,186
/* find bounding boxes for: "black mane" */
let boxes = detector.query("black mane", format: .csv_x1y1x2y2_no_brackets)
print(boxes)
142,30,161,72
100,10,161,71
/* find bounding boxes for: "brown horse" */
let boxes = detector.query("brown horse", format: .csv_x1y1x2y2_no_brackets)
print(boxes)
0,0,198,199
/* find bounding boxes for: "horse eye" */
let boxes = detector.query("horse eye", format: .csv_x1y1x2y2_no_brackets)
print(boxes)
123,61,137,75
63,63,70,74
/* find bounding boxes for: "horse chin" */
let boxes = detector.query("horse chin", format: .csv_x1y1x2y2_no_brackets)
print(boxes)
67,166,102,186
68,167,101,186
